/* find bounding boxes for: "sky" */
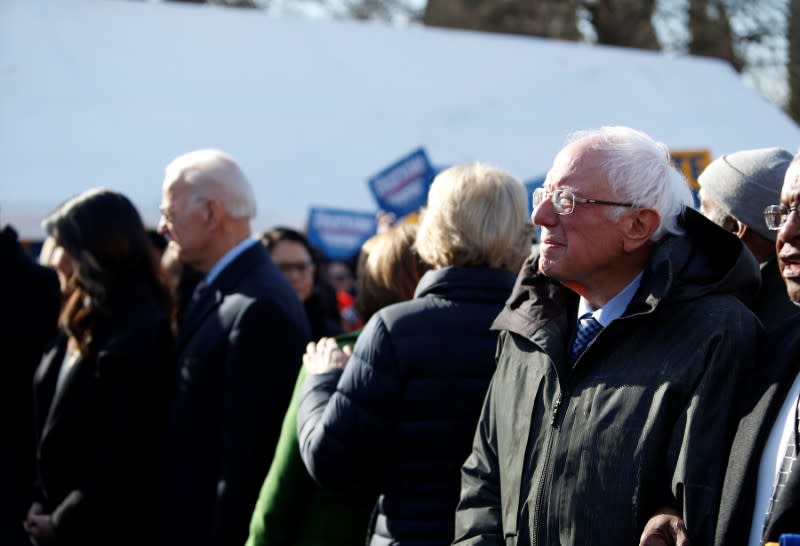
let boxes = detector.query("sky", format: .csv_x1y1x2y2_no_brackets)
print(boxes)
1,0,798,239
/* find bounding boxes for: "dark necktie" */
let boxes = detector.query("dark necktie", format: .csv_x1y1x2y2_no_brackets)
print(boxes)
183,280,209,319
762,391,800,538
568,313,603,364
191,280,208,303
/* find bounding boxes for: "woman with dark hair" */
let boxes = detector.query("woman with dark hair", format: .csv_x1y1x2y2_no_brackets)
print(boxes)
261,227,343,341
24,188,172,546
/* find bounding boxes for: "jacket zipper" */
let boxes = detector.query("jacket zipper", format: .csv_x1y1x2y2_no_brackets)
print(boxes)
531,391,564,546
529,310,649,545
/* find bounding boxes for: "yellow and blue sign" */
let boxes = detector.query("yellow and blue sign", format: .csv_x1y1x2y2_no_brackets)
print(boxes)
670,149,712,191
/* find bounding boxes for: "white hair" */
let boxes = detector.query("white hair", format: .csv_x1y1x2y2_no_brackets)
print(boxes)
787,148,800,187
163,149,257,219
568,126,694,241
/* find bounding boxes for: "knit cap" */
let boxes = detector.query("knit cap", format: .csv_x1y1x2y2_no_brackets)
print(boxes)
698,147,793,241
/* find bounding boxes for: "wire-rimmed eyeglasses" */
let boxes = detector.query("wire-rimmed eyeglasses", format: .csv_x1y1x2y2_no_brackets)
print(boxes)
532,188,635,215
764,204,800,231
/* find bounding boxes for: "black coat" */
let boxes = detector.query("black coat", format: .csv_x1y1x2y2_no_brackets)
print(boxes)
159,242,310,546
297,266,518,546
0,226,60,546
714,313,800,545
32,282,172,546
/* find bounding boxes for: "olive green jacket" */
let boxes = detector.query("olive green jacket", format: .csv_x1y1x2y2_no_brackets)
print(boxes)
246,330,375,546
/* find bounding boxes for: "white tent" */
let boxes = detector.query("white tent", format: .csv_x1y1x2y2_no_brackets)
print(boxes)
1,0,798,239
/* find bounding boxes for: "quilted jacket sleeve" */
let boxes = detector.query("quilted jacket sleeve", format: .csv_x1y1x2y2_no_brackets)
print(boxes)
297,313,404,489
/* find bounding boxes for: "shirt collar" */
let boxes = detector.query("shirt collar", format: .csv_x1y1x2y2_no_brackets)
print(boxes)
577,271,644,327
204,237,258,286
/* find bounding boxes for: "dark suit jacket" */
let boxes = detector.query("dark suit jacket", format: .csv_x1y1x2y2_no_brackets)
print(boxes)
32,282,172,546
159,242,310,546
747,257,800,332
0,226,60,546
715,313,800,545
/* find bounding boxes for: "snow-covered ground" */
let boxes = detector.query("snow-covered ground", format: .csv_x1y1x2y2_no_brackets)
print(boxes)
1,0,798,239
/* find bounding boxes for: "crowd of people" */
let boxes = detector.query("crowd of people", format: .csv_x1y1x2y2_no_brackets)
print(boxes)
0,126,797,546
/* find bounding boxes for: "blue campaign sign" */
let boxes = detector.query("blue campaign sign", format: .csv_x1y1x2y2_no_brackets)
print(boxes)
368,148,435,218
306,207,378,261
524,175,546,215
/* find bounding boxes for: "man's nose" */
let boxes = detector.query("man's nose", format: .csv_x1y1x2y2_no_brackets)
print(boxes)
157,217,169,235
780,209,800,240
532,198,557,227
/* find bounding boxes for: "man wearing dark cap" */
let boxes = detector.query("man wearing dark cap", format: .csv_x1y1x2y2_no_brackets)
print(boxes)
698,147,798,329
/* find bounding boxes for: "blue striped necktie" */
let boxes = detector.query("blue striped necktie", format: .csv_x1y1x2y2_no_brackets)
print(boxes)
569,313,603,364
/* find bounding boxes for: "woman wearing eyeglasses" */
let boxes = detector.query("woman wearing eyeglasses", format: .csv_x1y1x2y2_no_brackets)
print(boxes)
261,227,343,342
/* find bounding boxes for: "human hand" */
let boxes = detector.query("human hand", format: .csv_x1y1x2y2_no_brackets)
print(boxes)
303,337,352,375
23,504,55,545
639,506,690,546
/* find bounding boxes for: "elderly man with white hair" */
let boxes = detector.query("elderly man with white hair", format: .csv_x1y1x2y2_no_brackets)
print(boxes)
156,149,310,546
454,127,762,546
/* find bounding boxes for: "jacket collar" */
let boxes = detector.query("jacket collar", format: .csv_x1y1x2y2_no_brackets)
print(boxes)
414,265,518,303
176,243,270,351
493,208,760,340
36,337,94,444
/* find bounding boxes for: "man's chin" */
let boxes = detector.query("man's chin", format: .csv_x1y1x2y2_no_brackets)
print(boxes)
537,259,560,280
785,279,800,306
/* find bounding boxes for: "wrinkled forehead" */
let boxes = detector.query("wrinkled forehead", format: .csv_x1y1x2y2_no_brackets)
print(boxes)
161,178,191,205
782,161,800,204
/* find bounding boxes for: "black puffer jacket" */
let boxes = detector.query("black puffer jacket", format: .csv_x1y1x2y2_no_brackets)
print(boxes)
297,266,517,546
454,209,763,546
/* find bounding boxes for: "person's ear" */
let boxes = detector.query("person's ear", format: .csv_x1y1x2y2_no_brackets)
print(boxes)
734,220,748,238
205,199,223,228
621,208,660,253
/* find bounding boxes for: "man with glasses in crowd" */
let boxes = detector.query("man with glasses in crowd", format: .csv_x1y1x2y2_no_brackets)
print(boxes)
454,126,762,546
697,147,798,330
643,150,800,546
155,149,310,546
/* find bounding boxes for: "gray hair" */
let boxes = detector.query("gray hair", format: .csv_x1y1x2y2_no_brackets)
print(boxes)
788,148,800,186
568,126,694,241
163,149,257,219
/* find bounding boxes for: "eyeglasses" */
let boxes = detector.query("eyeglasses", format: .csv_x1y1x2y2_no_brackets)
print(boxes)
329,273,352,282
764,204,800,230
159,206,176,224
276,261,313,275
160,195,207,225
532,188,635,215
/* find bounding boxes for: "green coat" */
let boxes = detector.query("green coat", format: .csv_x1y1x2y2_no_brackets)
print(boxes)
246,330,376,546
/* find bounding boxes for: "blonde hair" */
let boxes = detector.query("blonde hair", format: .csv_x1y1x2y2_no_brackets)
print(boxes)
356,223,428,320
415,163,532,272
